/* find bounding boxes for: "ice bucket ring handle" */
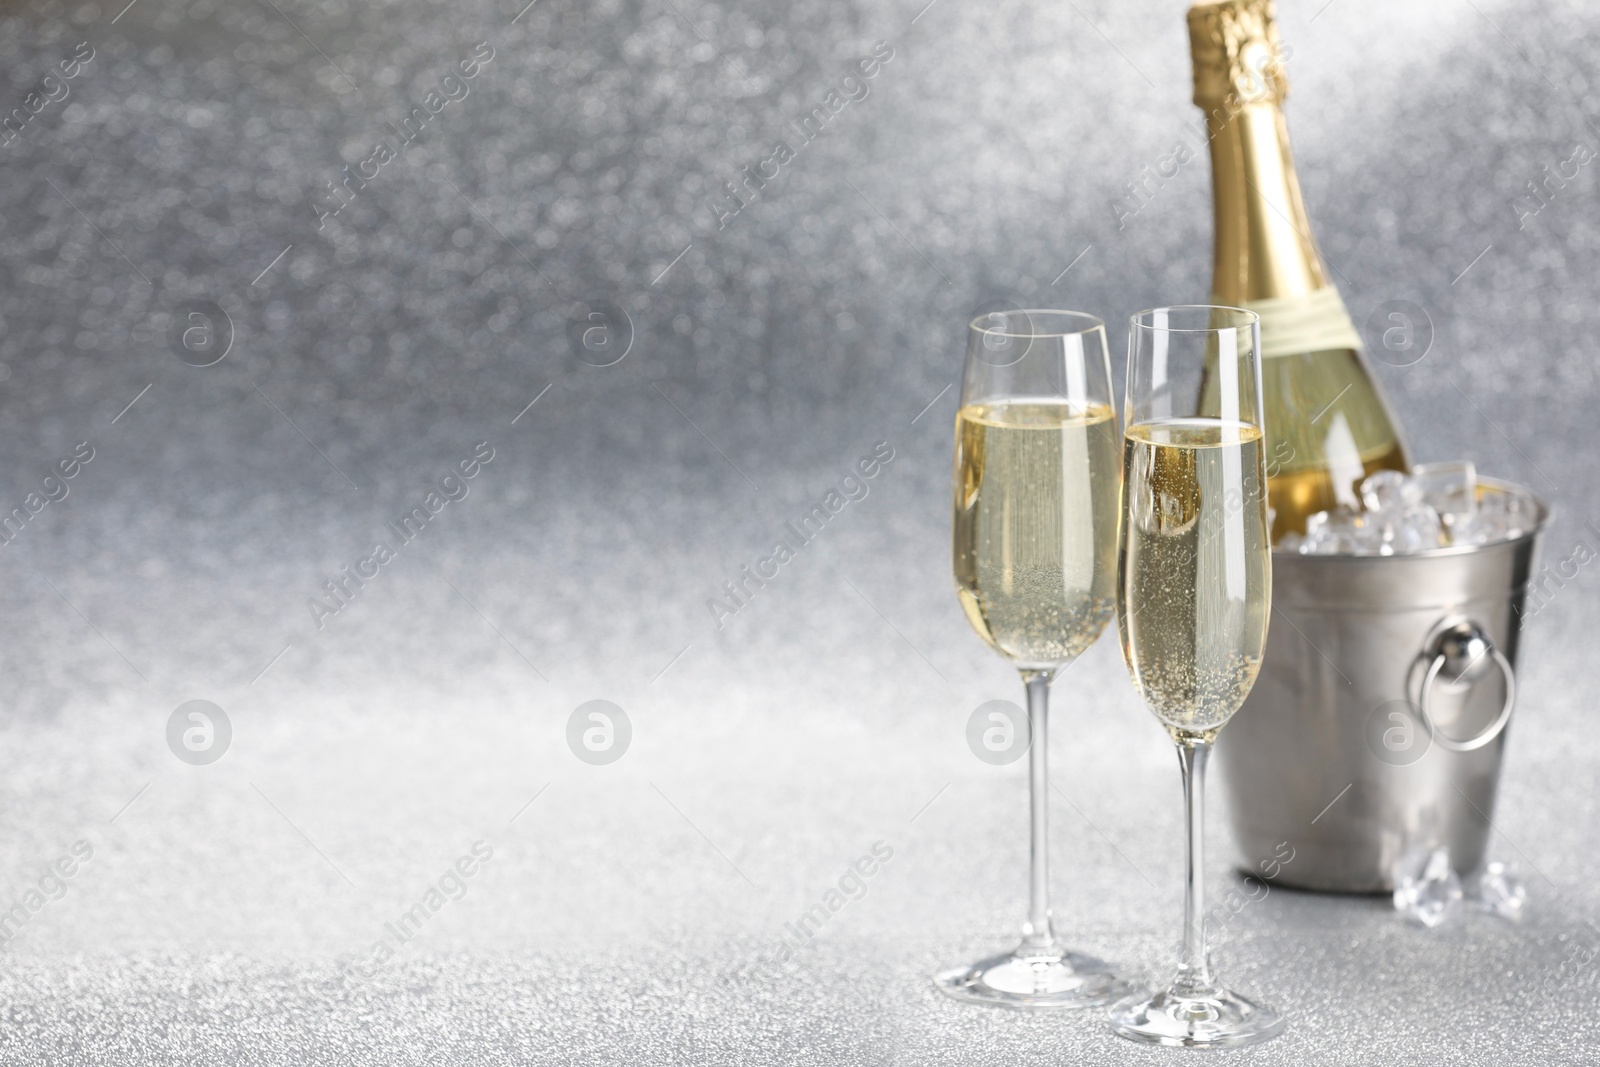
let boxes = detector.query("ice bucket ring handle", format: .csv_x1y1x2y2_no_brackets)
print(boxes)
1418,620,1516,754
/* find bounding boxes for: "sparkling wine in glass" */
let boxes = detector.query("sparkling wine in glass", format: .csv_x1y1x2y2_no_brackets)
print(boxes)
1107,305,1284,1047
936,309,1131,1009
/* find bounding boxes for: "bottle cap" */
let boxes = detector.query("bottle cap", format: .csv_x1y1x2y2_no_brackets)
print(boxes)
1187,0,1289,109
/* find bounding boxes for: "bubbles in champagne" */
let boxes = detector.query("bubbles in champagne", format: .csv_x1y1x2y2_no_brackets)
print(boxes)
1118,420,1271,740
953,401,1120,670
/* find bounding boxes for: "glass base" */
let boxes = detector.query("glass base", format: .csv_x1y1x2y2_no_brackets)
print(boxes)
1107,985,1285,1048
934,944,1130,1009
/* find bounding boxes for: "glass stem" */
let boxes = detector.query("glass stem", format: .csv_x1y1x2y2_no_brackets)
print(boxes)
1019,670,1058,955
1174,739,1216,996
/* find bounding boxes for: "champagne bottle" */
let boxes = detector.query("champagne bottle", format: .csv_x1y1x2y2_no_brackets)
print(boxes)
1188,0,1409,540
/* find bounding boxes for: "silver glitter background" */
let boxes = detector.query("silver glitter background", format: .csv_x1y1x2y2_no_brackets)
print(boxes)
0,0,1596,1061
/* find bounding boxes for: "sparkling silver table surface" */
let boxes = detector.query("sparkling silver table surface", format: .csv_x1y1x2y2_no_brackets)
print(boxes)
0,0,1596,1061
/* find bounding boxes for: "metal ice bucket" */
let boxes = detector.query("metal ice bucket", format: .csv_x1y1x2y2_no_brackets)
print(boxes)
1216,479,1547,893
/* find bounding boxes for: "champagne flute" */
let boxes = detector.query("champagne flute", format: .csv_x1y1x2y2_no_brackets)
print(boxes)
1107,305,1284,1047
935,309,1130,1008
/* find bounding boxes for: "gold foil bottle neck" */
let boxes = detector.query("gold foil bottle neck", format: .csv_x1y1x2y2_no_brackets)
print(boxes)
1187,0,1288,109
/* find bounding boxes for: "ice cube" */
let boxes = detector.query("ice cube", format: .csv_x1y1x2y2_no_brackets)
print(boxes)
1392,846,1462,928
1276,532,1304,553
1444,509,1493,546
1376,505,1444,554
1466,860,1526,923
1361,469,1423,513
1303,507,1365,554
1413,461,1477,519
1350,515,1387,555
1478,487,1538,541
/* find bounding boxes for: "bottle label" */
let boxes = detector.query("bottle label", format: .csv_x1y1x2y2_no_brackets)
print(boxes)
1220,286,1364,359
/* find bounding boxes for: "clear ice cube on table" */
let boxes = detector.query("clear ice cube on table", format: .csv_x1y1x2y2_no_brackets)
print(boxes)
1393,846,1463,928
1361,469,1423,512
1276,532,1304,553
1413,460,1477,518
1466,860,1527,923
